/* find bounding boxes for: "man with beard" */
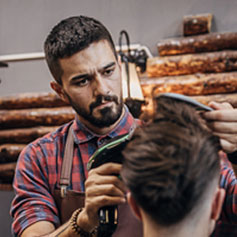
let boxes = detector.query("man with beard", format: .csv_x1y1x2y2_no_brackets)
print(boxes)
11,16,142,237
10,15,237,237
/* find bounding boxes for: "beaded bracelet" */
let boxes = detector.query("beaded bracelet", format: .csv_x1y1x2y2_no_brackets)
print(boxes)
70,208,98,237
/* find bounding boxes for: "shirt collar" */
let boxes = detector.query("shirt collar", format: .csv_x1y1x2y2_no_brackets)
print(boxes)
71,105,137,144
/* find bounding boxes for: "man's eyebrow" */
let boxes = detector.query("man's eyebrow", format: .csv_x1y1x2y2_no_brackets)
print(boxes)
101,62,116,71
70,62,116,82
71,73,89,82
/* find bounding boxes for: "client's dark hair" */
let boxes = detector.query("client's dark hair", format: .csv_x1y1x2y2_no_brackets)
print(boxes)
44,16,117,84
121,97,221,226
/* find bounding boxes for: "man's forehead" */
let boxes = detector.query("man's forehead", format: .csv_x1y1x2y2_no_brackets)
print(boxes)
59,41,117,79
63,40,115,64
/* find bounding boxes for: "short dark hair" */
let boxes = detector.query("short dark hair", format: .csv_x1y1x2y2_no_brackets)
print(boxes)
44,16,117,84
121,97,221,226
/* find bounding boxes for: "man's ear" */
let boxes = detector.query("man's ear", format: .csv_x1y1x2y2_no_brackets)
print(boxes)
50,81,69,104
127,192,142,220
211,188,225,221
208,188,226,235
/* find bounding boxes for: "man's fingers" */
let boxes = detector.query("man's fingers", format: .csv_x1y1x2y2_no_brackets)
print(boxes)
203,101,236,122
89,162,122,175
85,182,126,215
206,121,237,133
213,132,237,144
86,183,126,198
85,175,127,194
201,102,237,153
82,193,126,228
208,101,233,110
219,138,237,154
84,162,127,221
86,195,126,210
203,109,237,122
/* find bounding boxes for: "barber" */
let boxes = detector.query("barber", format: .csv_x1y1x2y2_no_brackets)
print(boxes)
11,15,237,237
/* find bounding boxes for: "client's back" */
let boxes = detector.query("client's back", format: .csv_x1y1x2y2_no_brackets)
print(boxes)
121,97,225,237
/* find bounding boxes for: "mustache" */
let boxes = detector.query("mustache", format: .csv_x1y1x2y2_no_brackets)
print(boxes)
90,94,119,112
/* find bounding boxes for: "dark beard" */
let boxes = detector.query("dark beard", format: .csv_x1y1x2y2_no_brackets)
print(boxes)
66,93,123,128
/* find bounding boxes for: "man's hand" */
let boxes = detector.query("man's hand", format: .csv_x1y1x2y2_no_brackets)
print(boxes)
21,163,126,237
77,163,127,232
202,101,237,154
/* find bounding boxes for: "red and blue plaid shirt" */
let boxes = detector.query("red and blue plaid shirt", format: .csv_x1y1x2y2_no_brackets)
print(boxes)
10,106,237,236
212,152,237,237
11,106,138,236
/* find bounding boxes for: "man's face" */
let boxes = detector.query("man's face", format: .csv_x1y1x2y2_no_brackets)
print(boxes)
58,40,123,128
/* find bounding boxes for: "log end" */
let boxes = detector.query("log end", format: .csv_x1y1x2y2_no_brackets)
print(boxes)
183,13,213,36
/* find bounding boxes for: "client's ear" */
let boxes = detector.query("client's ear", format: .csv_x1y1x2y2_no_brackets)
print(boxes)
208,188,226,235
211,188,225,221
127,192,142,220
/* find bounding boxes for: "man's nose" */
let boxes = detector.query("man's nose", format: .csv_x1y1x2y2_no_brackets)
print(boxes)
93,74,109,96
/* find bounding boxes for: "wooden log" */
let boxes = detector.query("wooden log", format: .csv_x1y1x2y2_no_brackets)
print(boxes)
0,107,75,129
0,92,68,110
0,163,16,188
190,93,237,108
147,50,237,77
0,126,59,144
0,168,15,180
0,170,15,179
0,162,16,172
141,72,237,96
139,93,237,123
183,13,212,36
158,32,237,56
0,144,25,163
0,184,13,191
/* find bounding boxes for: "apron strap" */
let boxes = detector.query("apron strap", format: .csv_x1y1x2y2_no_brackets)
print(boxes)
59,125,74,197
58,121,137,198
55,123,143,236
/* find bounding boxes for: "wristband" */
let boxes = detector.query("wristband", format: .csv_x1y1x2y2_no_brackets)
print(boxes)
70,208,98,236
227,151,237,165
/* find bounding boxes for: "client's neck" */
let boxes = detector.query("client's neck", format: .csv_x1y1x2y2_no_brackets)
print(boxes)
142,214,209,237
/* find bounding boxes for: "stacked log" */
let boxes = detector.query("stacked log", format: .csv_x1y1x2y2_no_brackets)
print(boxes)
147,50,237,77
190,93,237,108
0,92,68,109
0,107,75,129
157,32,237,56
142,14,237,119
183,13,213,36
0,126,59,144
0,92,74,190
141,72,237,96
0,144,26,163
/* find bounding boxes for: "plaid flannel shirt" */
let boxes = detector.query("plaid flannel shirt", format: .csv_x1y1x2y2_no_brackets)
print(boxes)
11,106,138,236
211,152,237,237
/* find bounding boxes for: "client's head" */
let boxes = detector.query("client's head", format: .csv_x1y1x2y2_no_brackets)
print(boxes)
121,97,225,237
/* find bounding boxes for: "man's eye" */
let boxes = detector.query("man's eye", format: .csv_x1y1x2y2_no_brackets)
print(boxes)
103,68,114,76
76,78,89,86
